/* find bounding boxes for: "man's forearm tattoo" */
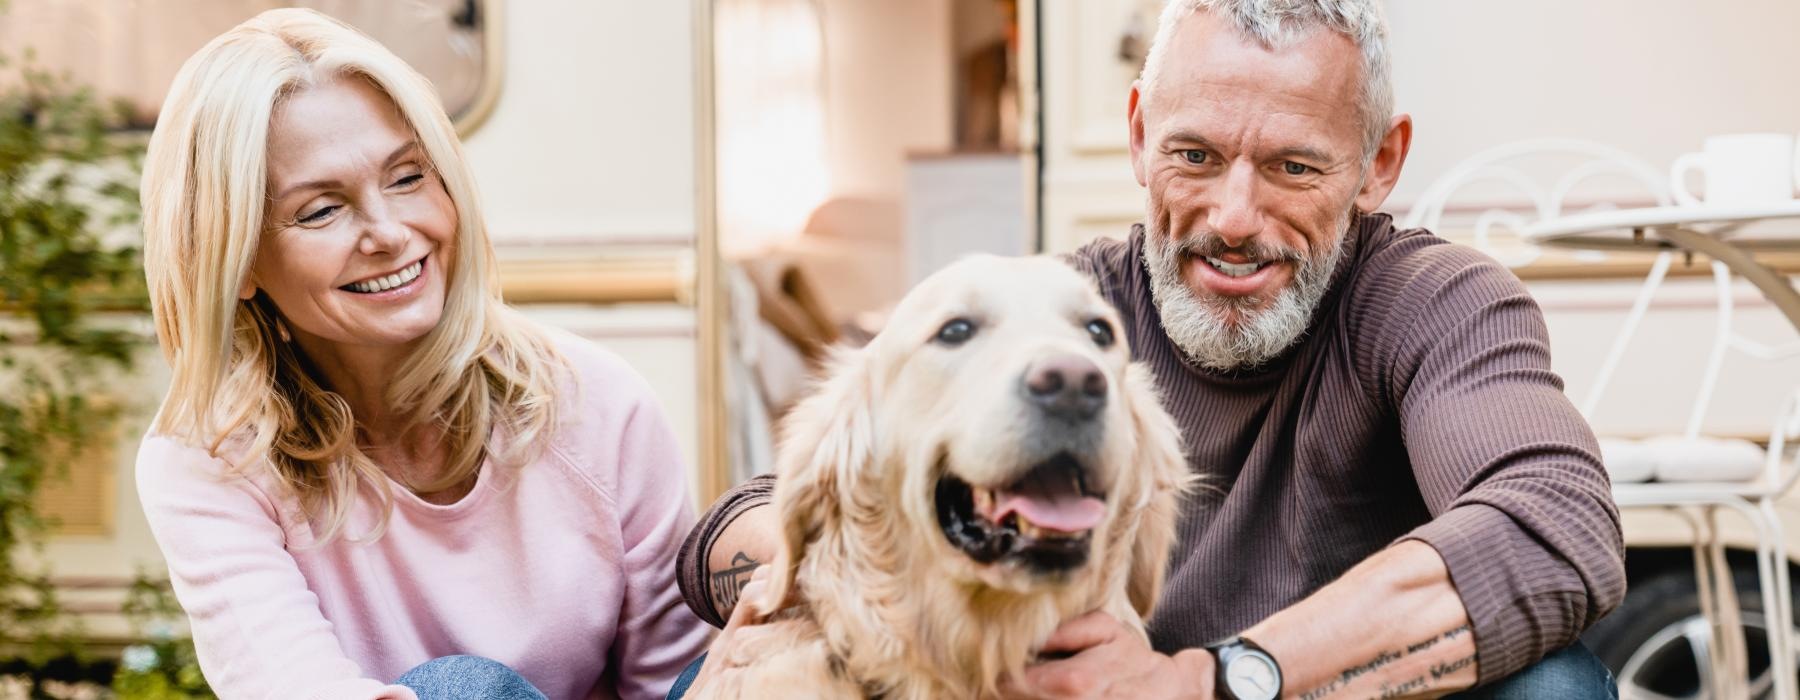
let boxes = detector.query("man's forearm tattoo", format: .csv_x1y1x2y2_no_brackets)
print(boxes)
1297,624,1473,700
710,551,760,614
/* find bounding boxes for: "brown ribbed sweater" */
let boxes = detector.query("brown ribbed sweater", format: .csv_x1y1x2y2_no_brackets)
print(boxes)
677,213,1626,685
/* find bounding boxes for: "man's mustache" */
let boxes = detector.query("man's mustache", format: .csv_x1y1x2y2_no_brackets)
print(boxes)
1171,231,1307,265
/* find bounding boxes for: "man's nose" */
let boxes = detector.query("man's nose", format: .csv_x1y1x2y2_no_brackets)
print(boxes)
1206,160,1265,246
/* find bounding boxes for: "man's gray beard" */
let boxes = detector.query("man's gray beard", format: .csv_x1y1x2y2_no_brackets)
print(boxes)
1142,213,1350,373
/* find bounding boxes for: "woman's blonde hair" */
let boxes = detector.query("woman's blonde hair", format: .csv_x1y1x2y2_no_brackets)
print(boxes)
141,8,565,543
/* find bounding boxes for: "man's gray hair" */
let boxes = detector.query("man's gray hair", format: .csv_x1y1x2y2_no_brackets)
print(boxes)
1138,0,1393,159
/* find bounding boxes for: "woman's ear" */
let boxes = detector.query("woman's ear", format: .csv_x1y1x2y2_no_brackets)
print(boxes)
1119,364,1192,618
760,347,877,614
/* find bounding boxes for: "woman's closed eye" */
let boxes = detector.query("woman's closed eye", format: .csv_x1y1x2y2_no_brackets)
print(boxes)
297,204,341,225
390,172,425,189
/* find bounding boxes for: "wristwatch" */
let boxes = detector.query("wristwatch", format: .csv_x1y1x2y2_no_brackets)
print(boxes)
1206,636,1283,700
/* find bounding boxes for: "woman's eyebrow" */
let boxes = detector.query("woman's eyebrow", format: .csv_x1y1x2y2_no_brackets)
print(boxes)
272,177,340,202
383,140,419,168
270,140,420,201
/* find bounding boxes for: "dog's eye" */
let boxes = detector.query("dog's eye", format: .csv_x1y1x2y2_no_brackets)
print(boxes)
1086,319,1115,348
935,318,977,346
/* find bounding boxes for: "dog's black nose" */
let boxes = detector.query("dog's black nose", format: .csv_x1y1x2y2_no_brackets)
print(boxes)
1024,355,1107,420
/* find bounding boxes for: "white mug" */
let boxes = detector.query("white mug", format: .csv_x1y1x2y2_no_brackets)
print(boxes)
1670,133,1799,207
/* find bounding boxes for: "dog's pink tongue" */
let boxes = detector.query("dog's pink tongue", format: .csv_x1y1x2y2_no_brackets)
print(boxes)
991,491,1106,533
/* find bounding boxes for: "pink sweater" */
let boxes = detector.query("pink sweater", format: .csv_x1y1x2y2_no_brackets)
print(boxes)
135,332,712,700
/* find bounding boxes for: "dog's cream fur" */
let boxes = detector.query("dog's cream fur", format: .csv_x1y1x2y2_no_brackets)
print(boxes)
695,256,1190,699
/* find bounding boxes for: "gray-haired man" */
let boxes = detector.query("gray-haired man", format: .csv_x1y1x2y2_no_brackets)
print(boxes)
673,1,1623,698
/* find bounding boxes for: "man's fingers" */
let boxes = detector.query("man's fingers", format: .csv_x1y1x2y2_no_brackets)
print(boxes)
1037,611,1126,654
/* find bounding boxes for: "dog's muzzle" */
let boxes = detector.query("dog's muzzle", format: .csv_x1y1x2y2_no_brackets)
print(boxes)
1023,354,1107,422
934,452,1105,573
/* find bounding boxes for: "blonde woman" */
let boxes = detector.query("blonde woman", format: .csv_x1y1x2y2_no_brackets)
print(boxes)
134,9,709,699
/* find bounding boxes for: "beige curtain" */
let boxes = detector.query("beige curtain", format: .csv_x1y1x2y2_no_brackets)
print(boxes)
714,0,830,255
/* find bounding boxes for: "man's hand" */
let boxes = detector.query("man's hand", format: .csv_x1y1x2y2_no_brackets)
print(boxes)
1000,611,1216,699
690,566,796,689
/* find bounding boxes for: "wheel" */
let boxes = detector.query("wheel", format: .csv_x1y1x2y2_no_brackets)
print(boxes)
1582,567,1797,699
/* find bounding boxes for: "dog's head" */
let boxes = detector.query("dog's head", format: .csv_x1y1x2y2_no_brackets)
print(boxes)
763,255,1188,621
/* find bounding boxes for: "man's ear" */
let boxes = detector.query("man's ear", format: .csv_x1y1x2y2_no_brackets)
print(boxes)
1128,81,1150,188
760,347,876,615
1353,113,1414,213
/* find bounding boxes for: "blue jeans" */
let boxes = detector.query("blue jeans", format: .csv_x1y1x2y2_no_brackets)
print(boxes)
665,642,1614,699
397,655,549,700
667,654,705,700
1447,642,1616,699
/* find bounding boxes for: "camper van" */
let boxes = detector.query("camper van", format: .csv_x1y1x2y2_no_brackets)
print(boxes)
4,1,1800,697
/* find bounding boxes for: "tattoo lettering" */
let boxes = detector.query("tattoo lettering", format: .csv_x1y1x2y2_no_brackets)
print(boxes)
1302,683,1342,700
1296,624,1476,700
1375,675,1429,698
710,551,760,613
1339,650,1402,684
1430,655,1476,681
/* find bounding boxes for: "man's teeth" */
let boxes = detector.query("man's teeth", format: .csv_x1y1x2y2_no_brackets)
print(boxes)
344,260,423,293
1204,256,1266,278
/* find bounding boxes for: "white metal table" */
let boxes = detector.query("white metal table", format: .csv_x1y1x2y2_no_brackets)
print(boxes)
1525,202,1800,700
1523,202,1800,330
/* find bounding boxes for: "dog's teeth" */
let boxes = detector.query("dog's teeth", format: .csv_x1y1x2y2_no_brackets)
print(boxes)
973,488,994,515
1018,520,1041,539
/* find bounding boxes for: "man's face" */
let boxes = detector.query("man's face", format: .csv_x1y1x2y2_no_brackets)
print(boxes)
1129,12,1372,370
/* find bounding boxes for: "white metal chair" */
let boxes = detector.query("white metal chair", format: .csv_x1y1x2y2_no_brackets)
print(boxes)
1407,139,1800,699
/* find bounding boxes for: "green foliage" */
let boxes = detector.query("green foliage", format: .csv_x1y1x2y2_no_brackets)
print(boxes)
112,577,211,699
0,26,207,699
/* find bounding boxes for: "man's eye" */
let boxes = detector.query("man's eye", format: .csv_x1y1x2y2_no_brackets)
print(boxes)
935,318,976,346
298,205,339,224
1282,161,1312,176
1182,150,1208,165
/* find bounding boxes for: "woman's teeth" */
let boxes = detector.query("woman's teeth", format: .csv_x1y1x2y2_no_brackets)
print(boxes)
1205,256,1267,278
343,259,423,293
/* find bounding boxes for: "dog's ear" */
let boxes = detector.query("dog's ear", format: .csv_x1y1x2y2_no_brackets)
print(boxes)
1120,363,1193,618
758,347,877,614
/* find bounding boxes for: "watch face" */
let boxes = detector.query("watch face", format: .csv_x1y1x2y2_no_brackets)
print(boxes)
1225,653,1280,700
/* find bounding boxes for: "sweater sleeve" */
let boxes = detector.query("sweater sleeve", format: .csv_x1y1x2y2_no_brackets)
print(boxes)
606,393,716,700
1380,250,1626,685
133,436,418,700
675,474,777,627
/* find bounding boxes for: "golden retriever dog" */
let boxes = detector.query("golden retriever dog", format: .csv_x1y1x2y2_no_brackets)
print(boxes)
696,255,1191,699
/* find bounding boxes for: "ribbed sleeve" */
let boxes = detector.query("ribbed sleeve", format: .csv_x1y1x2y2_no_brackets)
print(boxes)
677,474,777,627
1376,246,1626,683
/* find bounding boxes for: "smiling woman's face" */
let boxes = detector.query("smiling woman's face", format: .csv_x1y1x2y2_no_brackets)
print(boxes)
250,76,456,354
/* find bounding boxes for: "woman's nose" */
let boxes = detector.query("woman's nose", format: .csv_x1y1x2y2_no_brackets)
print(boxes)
357,205,409,255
